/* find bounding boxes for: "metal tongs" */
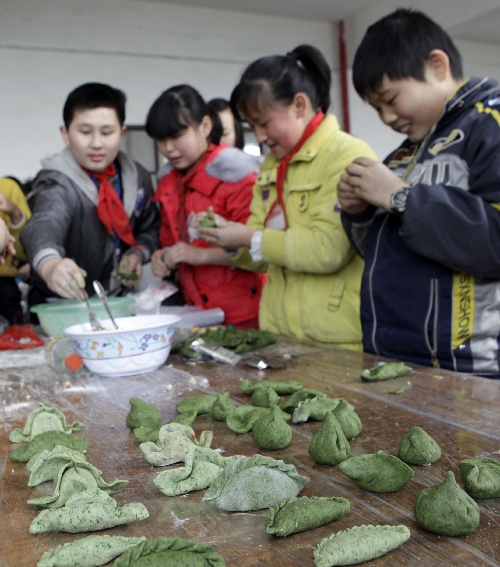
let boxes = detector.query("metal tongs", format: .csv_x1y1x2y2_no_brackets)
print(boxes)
93,280,119,329
83,292,104,331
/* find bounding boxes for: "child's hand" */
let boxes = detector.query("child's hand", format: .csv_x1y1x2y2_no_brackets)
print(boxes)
117,253,142,287
198,222,254,250
338,173,370,215
342,157,408,211
40,258,87,300
0,194,23,225
163,242,206,266
151,248,172,277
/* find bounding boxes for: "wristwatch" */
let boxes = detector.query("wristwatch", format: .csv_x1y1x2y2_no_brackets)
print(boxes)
390,187,410,215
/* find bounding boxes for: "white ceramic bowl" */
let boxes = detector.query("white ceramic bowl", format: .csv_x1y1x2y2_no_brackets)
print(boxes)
64,314,180,377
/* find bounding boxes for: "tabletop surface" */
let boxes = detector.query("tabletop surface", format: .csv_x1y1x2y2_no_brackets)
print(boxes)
0,338,499,567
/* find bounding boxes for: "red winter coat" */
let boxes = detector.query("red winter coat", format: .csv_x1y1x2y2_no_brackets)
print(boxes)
154,144,264,324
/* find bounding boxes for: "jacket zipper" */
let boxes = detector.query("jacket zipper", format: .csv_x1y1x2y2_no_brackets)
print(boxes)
424,278,440,367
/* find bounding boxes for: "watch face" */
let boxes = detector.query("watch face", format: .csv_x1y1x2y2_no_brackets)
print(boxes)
390,188,409,214
393,191,408,206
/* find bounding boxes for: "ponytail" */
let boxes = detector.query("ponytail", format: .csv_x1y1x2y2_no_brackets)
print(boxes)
231,44,331,117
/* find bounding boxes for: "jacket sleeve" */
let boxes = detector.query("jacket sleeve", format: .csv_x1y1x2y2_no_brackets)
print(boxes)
341,205,378,258
128,163,160,262
401,115,500,279
261,142,377,274
20,177,75,271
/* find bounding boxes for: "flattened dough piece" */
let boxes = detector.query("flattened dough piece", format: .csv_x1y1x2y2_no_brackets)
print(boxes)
203,454,309,511
314,524,410,566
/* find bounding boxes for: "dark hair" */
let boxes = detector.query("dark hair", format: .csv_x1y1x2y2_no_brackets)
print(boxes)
353,8,463,98
230,44,331,119
63,82,126,127
208,98,245,149
145,84,221,144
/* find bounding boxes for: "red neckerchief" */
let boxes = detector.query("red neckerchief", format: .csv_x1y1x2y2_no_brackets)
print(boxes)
174,143,216,242
85,163,137,247
264,111,324,228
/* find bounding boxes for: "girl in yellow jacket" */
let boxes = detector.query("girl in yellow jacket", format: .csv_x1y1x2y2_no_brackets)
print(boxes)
198,44,376,349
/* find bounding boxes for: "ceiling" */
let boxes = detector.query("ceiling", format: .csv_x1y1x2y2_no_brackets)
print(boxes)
145,0,500,45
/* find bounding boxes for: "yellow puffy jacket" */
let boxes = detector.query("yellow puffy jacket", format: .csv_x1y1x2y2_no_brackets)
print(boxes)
234,115,377,349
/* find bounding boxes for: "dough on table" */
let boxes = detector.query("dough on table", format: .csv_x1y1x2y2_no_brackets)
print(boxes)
126,397,162,430
27,445,88,483
10,430,89,463
265,496,350,537
360,361,412,382
251,385,280,408
308,412,350,466
331,399,362,439
167,410,197,426
414,471,480,536
37,535,146,567
313,524,410,566
154,445,242,496
292,397,353,424
398,426,441,466
29,488,149,534
459,456,500,499
252,405,292,450
9,403,84,442
112,536,226,566
176,394,217,416
339,451,413,493
210,392,237,421
240,378,303,395
140,423,212,466
279,388,328,413
226,405,290,434
203,454,309,511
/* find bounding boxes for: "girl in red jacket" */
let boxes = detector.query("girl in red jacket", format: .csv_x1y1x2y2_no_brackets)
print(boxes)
145,84,263,326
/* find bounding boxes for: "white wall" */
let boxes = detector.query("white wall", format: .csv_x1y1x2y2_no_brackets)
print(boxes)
0,0,337,180
1,0,500,180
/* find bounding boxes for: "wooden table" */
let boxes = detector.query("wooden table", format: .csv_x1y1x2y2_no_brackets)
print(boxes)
0,339,499,566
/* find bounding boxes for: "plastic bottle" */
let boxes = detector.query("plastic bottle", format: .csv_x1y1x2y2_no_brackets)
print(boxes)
46,338,83,373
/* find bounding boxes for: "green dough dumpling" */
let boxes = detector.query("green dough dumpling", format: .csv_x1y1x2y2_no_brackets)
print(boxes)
459,456,500,499
339,451,413,493
126,398,162,430
132,425,160,443
360,361,412,382
167,410,197,426
113,536,226,567
265,496,350,537
203,454,309,511
9,403,84,442
226,405,290,434
398,426,441,465
30,489,149,533
154,458,223,497
176,394,217,416
414,471,480,536
251,385,280,408
27,445,88,484
313,524,410,566
253,406,292,450
140,423,212,466
210,392,237,421
10,430,88,462
279,389,328,413
38,535,146,567
240,378,303,395
332,399,362,439
292,397,353,424
308,412,350,466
